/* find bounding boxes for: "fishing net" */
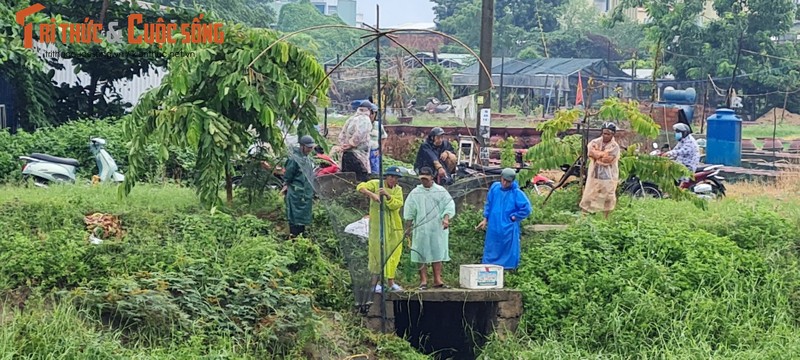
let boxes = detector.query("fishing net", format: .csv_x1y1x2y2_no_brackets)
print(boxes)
288,143,503,313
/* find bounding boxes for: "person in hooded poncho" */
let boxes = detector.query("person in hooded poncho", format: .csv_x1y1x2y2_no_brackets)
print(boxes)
476,168,532,270
403,167,456,289
338,102,374,182
356,166,405,293
579,122,620,219
282,135,317,237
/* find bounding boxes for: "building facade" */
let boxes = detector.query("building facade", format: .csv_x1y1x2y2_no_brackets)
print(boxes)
592,0,719,25
310,0,358,26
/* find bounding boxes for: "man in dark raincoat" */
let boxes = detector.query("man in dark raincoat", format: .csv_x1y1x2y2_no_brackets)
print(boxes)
413,127,457,185
282,135,317,237
475,168,532,270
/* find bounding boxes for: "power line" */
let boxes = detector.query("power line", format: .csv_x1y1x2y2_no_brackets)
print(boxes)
741,49,800,64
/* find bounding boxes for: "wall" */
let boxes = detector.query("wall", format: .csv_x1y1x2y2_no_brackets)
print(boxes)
36,44,166,108
336,0,357,26
364,290,524,348
388,34,445,52
377,125,633,161
644,104,711,131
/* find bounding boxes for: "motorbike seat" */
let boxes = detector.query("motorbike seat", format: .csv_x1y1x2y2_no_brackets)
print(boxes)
30,153,80,167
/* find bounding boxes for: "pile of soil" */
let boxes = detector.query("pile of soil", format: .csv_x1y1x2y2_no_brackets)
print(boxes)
754,108,800,125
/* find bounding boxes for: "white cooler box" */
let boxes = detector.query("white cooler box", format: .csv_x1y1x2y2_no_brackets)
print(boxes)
459,264,504,289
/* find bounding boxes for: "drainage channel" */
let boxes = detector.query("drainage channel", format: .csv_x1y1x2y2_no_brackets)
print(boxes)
364,289,523,360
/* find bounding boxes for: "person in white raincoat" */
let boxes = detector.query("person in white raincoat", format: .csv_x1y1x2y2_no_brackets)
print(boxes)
579,122,621,219
403,167,456,289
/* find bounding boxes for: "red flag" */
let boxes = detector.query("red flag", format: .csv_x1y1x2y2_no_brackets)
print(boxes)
575,72,584,106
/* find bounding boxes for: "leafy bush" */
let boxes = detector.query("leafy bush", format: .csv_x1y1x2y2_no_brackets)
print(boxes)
527,185,582,224
0,119,197,183
498,136,517,168
506,204,800,358
0,185,359,357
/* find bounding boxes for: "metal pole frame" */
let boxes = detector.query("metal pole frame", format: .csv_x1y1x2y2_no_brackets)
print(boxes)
375,5,387,335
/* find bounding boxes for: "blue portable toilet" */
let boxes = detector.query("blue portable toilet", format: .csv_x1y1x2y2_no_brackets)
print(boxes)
705,108,742,166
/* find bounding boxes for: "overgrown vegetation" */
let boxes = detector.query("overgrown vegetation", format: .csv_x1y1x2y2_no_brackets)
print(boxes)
521,97,695,204
0,184,424,359
1,119,800,358
2,172,800,358
0,119,196,184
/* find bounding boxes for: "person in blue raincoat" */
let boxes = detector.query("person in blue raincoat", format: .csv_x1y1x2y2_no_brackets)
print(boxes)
475,168,532,270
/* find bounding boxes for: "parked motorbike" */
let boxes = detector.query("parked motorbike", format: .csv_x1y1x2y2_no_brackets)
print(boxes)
19,137,124,188
527,174,555,196
649,142,726,199
424,98,453,114
548,158,662,198
229,143,337,190
464,165,555,196
228,142,285,190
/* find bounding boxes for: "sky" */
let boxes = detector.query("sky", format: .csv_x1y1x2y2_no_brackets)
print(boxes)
356,0,436,27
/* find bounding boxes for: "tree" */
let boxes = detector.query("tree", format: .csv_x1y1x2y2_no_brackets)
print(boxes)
0,1,56,130
618,0,800,112
520,96,699,205
121,25,330,208
276,1,367,61
432,0,463,22
557,0,647,57
186,0,276,28
30,0,200,122
495,0,561,34
436,0,566,56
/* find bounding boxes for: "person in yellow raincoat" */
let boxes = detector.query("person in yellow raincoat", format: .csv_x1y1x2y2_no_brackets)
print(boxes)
356,166,405,293
579,122,620,219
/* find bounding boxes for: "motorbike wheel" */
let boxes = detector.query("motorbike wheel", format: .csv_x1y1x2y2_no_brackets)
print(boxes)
531,183,554,197
709,179,726,197
694,180,726,198
33,176,50,188
632,185,662,199
24,175,50,188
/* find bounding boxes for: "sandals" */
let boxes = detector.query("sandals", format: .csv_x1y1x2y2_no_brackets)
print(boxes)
418,283,450,290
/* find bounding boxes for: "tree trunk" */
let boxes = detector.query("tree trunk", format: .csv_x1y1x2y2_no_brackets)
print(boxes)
225,166,233,206
87,75,99,117
99,0,110,25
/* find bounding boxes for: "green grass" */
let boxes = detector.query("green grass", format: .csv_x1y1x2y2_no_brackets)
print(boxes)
741,124,800,140
0,183,201,214
2,179,800,359
0,184,423,359
325,112,536,128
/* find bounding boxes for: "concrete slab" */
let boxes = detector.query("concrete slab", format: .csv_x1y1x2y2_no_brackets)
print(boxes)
384,288,522,302
525,224,569,232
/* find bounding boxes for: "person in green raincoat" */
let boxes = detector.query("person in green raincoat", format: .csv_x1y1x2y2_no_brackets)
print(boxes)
403,167,456,289
356,166,405,293
282,135,317,237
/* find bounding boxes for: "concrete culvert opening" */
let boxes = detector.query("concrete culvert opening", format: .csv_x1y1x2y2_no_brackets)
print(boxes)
363,289,523,359
394,300,497,359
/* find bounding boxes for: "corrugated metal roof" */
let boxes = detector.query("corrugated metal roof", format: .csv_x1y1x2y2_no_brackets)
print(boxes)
457,57,628,77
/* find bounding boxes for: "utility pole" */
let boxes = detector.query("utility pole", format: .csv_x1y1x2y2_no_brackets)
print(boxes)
499,56,505,113
476,0,494,147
